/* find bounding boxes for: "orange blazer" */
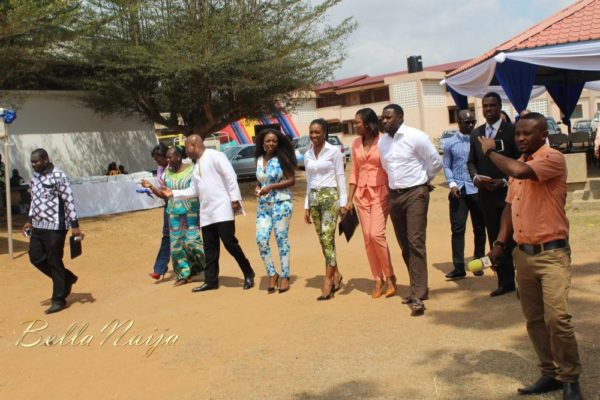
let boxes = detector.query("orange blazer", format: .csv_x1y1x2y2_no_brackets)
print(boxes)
349,135,389,188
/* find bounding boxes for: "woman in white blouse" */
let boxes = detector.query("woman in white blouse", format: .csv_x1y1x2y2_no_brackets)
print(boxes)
304,119,348,300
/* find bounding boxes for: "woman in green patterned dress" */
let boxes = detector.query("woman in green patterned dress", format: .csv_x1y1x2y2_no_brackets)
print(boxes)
145,146,205,286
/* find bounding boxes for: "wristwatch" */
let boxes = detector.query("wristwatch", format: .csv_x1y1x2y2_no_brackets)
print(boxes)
492,240,506,250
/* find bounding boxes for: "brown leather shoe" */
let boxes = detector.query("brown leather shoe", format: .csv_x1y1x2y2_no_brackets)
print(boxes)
372,279,384,299
384,275,397,298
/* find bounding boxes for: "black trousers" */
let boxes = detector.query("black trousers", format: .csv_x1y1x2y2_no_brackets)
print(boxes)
449,191,486,272
478,192,515,288
201,220,254,285
29,228,76,304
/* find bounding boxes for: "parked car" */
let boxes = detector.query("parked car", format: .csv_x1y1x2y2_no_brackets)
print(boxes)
546,117,562,135
574,119,594,140
434,130,459,154
293,135,347,169
293,136,310,169
223,144,257,179
326,134,348,166
591,110,600,133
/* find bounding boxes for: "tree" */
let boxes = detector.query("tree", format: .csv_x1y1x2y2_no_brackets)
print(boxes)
0,0,81,89
78,0,355,136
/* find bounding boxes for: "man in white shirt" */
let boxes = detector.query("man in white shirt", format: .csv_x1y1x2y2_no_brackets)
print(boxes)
163,135,255,292
379,104,443,316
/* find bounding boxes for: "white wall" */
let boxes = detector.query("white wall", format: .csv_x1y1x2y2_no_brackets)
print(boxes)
1,91,157,179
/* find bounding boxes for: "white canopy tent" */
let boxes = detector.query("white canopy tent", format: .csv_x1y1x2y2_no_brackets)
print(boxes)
443,40,600,98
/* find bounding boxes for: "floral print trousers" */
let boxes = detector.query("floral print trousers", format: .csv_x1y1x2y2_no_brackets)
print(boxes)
256,200,293,278
309,188,339,267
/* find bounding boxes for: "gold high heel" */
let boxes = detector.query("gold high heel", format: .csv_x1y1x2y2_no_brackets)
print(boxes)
372,279,385,299
384,275,397,298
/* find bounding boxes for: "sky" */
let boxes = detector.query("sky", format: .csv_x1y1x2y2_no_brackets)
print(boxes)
324,0,575,79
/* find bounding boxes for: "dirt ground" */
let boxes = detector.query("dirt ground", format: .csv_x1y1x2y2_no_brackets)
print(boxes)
0,170,598,400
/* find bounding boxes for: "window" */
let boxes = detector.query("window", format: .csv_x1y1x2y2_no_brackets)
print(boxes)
447,105,476,124
316,94,343,108
570,104,583,119
238,146,255,158
358,87,390,105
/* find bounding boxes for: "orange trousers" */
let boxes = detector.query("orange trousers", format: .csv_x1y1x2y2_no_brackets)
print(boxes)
354,186,394,280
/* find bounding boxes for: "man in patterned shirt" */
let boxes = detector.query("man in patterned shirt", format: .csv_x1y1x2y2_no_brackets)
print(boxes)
443,110,486,279
22,148,83,314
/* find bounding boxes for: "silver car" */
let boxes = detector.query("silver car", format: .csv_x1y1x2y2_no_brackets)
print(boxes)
293,135,347,169
223,144,257,180
435,130,459,154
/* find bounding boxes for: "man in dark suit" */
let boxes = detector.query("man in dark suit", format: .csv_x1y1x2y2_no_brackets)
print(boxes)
467,92,519,297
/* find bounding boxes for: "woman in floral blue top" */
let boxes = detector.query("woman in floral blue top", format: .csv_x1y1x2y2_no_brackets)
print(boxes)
254,129,297,293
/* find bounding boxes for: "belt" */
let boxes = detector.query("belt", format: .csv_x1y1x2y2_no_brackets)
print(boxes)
517,239,568,256
389,184,427,194
310,187,336,192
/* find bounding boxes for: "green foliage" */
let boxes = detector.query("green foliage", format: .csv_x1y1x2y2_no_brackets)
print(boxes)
77,0,355,136
0,0,81,88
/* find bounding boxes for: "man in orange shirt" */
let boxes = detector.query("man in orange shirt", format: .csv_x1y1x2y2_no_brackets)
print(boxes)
480,112,583,400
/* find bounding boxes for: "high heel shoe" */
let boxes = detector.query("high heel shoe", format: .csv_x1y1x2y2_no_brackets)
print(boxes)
372,279,384,299
278,277,290,293
148,272,165,280
317,278,334,301
332,274,343,293
384,275,397,298
267,273,279,293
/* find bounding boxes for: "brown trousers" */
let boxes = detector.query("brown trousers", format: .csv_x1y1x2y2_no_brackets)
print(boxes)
514,246,581,382
389,185,430,300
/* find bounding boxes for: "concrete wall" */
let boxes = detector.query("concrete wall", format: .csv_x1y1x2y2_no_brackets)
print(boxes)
0,91,157,180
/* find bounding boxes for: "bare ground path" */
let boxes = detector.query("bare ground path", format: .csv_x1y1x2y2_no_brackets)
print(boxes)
1,172,598,400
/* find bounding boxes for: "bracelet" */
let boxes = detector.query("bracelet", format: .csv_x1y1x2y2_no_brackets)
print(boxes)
485,148,497,158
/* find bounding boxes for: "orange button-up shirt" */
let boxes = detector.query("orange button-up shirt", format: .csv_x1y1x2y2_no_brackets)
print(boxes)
349,135,389,199
506,145,569,244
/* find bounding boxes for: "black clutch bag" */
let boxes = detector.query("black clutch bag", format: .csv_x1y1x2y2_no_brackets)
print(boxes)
70,236,82,259
338,207,359,242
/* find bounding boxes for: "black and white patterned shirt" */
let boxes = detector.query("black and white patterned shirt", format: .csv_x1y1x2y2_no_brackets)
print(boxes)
29,163,79,230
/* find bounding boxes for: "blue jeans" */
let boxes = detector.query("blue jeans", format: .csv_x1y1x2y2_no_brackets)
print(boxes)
153,207,170,274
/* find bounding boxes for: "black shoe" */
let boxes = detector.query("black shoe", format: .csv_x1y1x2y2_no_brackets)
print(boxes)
243,274,255,290
410,299,425,317
66,274,78,298
490,286,516,297
517,375,562,395
192,283,219,292
563,382,583,400
317,292,333,301
44,302,67,314
445,270,466,279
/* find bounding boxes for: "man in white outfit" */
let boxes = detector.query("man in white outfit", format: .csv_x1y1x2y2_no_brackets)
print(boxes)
163,135,255,292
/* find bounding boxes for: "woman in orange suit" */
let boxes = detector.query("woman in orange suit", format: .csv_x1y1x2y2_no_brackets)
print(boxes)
344,108,396,298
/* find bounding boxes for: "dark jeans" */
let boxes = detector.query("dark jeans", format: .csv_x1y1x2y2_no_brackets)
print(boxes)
449,190,486,272
29,228,76,304
479,193,515,288
389,185,430,300
153,207,170,275
202,220,254,286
